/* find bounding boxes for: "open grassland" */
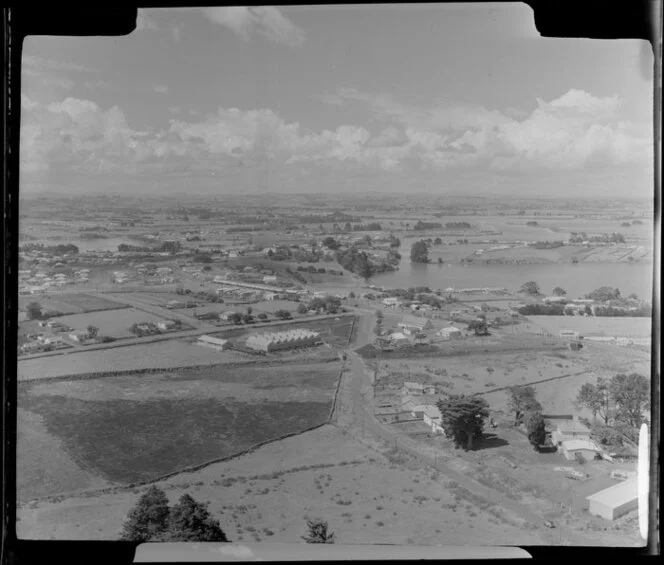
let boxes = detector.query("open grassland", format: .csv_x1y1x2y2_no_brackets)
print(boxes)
18,362,341,497
17,424,640,546
19,293,128,315
54,308,168,338
18,340,235,381
357,330,568,360
376,337,649,420
526,316,651,337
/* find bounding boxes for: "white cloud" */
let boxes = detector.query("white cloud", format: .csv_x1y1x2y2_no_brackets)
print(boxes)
153,85,169,94
20,90,651,183
202,7,305,47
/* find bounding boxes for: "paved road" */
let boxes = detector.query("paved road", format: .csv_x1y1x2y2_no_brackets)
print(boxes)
334,312,588,545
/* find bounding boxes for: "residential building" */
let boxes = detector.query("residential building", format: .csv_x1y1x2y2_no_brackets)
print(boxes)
551,419,591,445
263,275,277,284
398,315,432,334
219,311,238,321
389,332,410,345
245,329,322,353
543,296,567,303
68,332,88,343
197,335,231,351
157,320,177,331
422,405,445,435
382,297,401,307
438,326,462,340
559,439,602,461
586,477,638,521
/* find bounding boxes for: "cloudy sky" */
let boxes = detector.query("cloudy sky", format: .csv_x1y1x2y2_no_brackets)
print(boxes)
20,4,654,198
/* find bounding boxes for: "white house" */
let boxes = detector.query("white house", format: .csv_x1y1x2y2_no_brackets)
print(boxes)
422,405,445,435
398,315,432,334
551,419,591,445
263,275,277,284
560,439,602,462
68,332,88,343
402,381,425,396
438,326,462,340
157,320,177,331
382,297,401,307
220,311,238,321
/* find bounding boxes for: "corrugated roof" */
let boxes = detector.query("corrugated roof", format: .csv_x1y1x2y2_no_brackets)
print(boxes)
557,420,590,434
586,476,638,507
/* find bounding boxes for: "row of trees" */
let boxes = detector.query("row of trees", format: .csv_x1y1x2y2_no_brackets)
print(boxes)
575,373,649,429
568,232,625,244
21,243,80,255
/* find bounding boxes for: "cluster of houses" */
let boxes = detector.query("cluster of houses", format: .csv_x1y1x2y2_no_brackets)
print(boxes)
19,269,90,294
399,382,445,435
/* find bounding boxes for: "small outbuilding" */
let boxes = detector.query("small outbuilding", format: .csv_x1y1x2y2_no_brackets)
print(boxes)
197,334,231,351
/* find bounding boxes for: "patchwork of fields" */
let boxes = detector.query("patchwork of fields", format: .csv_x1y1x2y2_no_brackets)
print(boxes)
17,362,342,499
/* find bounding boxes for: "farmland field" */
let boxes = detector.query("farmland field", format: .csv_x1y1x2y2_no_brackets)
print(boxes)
19,293,128,315
525,316,651,337
18,362,341,498
17,340,237,381
54,308,168,338
375,338,650,421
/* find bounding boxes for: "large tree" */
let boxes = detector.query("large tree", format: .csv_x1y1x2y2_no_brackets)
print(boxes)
410,240,429,264
436,394,490,450
507,386,542,426
158,494,228,542
120,486,170,541
574,377,611,424
26,302,43,320
519,281,541,295
585,286,621,302
610,373,650,428
525,412,546,452
86,325,99,340
552,287,567,297
302,518,335,544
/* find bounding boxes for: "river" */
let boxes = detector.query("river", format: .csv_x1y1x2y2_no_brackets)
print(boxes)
371,261,653,299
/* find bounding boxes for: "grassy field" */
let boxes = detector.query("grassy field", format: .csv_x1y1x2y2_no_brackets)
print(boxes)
17,424,641,546
375,334,650,420
526,316,651,337
19,293,128,315
17,340,237,381
54,308,168,338
18,362,341,496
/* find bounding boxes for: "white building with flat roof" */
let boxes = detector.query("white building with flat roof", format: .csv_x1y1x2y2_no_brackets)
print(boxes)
586,476,638,521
